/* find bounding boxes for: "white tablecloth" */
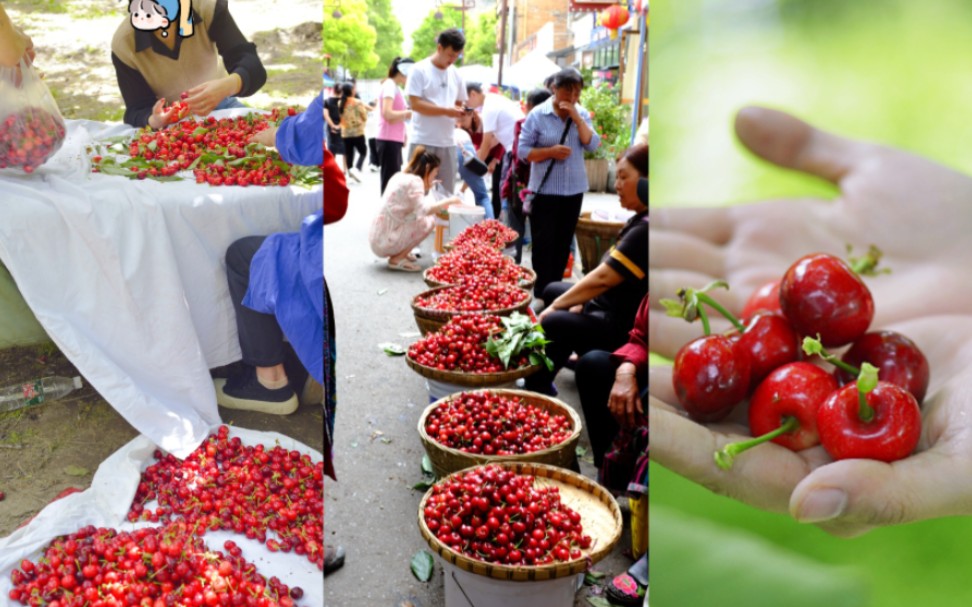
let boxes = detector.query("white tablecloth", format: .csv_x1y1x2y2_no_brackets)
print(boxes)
0,112,321,457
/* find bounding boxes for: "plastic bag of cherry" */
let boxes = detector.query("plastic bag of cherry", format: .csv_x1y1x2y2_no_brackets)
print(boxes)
662,247,929,468
0,58,66,173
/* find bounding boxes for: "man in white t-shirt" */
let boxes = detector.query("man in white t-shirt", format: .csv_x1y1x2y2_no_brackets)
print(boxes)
464,82,525,163
404,28,468,194
465,82,526,217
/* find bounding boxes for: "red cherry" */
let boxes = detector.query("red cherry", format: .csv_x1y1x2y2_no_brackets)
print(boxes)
817,379,921,462
780,253,874,347
741,279,782,321
673,334,750,422
749,362,838,451
716,362,838,468
730,311,800,391
835,331,930,404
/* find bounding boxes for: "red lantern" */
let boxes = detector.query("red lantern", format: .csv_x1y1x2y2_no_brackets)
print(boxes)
600,5,630,39
635,0,648,16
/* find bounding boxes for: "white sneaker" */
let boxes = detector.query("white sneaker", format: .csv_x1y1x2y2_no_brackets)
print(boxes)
347,169,361,183
369,165,379,172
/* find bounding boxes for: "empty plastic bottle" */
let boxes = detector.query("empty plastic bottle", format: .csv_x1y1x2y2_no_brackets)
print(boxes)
0,375,83,413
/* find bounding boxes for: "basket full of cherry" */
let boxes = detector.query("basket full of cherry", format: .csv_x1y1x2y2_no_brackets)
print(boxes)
445,219,519,251
417,462,623,581
424,240,536,291
405,312,551,387
662,247,930,467
418,389,582,477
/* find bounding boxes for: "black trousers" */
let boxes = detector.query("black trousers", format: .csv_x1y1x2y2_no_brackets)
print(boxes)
342,135,367,171
377,139,404,195
529,193,583,298
575,350,646,468
524,282,629,393
490,157,503,220
367,137,380,167
226,236,286,367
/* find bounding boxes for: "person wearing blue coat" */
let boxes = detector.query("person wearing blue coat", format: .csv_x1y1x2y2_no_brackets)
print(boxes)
215,94,324,414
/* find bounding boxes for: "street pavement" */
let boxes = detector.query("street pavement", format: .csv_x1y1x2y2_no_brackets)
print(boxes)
323,164,635,606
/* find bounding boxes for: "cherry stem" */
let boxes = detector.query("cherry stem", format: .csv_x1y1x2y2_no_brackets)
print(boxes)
847,244,887,276
801,336,861,376
698,304,711,336
694,292,745,332
856,362,879,423
714,416,800,470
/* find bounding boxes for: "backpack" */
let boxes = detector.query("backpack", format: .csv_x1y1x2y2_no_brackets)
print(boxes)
340,100,367,134
500,118,530,201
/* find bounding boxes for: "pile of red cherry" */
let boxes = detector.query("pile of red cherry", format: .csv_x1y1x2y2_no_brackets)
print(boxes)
126,425,324,569
414,282,529,313
426,242,530,287
408,314,529,373
423,464,592,566
449,219,519,251
89,107,318,187
667,250,929,465
8,522,304,607
425,391,573,455
0,106,66,172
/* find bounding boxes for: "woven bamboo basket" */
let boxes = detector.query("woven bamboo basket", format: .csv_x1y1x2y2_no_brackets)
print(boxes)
411,286,532,336
405,355,540,386
574,211,624,275
417,462,624,581
418,389,582,477
423,266,537,291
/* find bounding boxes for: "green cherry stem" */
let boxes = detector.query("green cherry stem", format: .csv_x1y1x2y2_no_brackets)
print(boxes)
856,362,879,423
715,417,800,470
801,336,861,376
847,244,887,276
693,292,745,332
660,280,745,334
698,303,711,336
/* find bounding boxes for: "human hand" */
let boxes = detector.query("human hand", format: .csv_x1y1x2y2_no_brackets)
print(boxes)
147,98,178,130
650,105,972,537
548,145,571,161
557,100,580,121
444,106,466,120
609,369,644,427
184,76,239,117
250,126,277,148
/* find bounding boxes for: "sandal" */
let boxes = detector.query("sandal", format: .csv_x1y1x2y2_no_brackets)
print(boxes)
388,258,422,272
324,544,346,575
605,574,646,606
605,554,647,607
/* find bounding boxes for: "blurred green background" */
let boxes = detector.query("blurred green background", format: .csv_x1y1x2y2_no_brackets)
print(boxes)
651,0,972,206
649,1,972,605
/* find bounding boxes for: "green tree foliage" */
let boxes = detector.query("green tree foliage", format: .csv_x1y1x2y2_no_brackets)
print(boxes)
323,0,379,77
410,8,463,61
580,82,632,159
463,11,499,66
361,0,405,79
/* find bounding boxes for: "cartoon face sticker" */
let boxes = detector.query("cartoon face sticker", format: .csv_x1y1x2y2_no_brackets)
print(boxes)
128,0,193,38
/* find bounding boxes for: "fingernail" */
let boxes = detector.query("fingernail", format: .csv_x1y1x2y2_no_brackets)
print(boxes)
796,488,848,523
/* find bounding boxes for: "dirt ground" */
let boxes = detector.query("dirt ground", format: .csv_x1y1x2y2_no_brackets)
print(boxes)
0,0,324,538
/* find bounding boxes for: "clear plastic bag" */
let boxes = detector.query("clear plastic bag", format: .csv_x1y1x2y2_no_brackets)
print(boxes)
0,58,66,173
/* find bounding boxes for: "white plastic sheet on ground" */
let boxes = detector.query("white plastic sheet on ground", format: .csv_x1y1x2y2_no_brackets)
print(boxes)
0,425,323,607
0,110,321,457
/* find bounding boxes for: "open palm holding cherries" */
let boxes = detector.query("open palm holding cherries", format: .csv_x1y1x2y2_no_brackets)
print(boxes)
649,106,972,537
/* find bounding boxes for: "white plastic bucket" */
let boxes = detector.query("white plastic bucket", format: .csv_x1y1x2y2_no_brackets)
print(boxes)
448,205,486,240
426,379,467,403
426,380,519,404
440,558,583,607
